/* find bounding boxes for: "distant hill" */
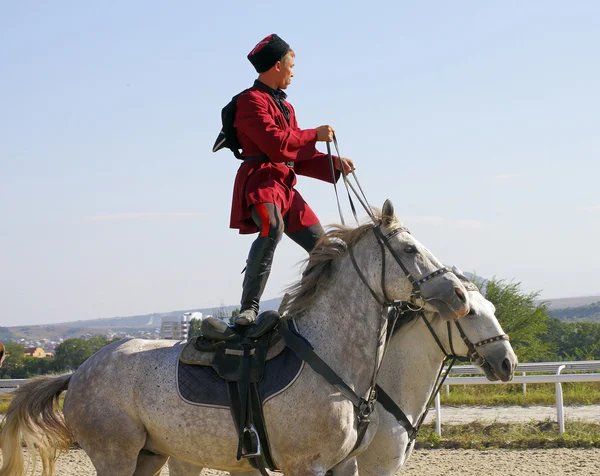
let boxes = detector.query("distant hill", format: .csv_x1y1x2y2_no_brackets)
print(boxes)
0,297,283,341
3,289,600,343
50,297,283,329
536,294,600,323
0,324,150,342
541,295,600,311
546,300,600,323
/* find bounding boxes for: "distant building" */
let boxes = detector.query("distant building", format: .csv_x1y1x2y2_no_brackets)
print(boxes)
24,347,54,358
183,311,203,321
160,315,191,340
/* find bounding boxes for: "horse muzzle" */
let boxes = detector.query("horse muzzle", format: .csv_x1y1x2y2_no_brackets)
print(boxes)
476,340,518,382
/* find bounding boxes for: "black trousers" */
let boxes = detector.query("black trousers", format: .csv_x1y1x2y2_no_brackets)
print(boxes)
239,203,324,314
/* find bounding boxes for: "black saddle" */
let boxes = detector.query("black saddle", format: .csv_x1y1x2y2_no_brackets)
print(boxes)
193,311,281,475
199,311,280,344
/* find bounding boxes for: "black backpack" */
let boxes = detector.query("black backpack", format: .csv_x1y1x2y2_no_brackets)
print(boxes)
212,90,249,160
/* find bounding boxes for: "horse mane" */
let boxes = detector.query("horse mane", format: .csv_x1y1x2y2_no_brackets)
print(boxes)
285,209,401,316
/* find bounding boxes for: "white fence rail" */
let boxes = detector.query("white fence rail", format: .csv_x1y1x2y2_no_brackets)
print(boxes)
447,360,600,375
434,360,600,436
0,379,29,389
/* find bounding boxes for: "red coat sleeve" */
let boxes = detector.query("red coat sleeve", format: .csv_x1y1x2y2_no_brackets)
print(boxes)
294,152,340,184
235,92,319,164
284,102,340,184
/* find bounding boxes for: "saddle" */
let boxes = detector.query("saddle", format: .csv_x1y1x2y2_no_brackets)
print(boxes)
180,314,285,367
179,311,282,475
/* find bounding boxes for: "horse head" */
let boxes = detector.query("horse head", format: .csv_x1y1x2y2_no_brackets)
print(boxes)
429,268,518,382
377,199,470,319
0,342,5,368
287,199,470,320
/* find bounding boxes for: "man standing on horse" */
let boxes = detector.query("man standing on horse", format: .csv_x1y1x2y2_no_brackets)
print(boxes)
220,34,354,326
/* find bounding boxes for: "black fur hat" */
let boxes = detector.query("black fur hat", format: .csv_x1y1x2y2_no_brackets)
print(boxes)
247,34,290,73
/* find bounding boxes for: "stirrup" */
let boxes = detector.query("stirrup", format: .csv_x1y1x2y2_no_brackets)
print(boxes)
241,425,262,458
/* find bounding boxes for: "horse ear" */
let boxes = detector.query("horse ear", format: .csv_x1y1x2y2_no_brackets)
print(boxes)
382,199,395,225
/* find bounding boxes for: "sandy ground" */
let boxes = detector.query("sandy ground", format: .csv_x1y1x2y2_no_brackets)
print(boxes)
2,406,599,474
3,448,599,475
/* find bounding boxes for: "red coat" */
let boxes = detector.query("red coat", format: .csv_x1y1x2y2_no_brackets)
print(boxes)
230,82,338,234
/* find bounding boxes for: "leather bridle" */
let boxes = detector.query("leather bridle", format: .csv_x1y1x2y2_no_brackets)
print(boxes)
348,223,454,310
344,224,510,442
338,220,462,437
423,278,510,366
377,278,510,442
321,134,508,450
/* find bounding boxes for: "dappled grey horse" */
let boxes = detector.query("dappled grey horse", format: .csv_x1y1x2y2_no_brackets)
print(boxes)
337,273,518,475
1,200,472,476
168,275,518,476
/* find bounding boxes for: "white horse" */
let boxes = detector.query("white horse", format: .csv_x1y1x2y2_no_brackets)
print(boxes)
1,200,473,476
168,276,518,476
337,274,518,475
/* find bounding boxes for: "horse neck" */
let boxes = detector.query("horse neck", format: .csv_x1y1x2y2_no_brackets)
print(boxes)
379,313,447,425
294,240,387,399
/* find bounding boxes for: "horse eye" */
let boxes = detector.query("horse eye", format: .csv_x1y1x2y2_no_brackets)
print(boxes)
404,245,418,254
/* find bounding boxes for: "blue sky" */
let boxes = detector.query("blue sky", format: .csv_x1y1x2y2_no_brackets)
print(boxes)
1,1,598,326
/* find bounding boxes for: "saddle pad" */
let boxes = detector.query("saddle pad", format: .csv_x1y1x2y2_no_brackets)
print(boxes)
177,344,304,408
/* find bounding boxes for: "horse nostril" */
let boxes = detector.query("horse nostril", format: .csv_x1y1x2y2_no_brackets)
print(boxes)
502,358,512,375
455,287,466,303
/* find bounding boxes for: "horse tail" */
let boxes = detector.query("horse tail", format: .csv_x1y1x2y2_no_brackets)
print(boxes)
0,374,72,476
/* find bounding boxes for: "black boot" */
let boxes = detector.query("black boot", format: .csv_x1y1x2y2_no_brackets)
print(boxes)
234,236,278,326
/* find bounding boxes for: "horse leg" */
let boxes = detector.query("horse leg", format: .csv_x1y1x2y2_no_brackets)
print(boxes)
167,459,264,476
328,457,359,476
167,458,203,476
133,450,169,476
72,411,147,476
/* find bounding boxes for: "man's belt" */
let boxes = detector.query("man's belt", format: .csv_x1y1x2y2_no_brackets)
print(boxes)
242,155,294,169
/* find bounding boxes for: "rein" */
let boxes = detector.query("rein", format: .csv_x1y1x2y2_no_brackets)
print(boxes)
326,134,376,226
320,135,508,450
321,134,462,450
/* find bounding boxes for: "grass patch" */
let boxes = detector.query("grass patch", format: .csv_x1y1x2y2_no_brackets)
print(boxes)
0,393,65,414
440,381,600,406
0,394,12,414
416,420,600,449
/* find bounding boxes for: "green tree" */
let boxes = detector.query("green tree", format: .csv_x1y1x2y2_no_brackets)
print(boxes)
22,356,54,377
189,318,202,338
483,279,552,362
54,338,93,370
543,319,600,360
0,341,26,378
86,335,121,353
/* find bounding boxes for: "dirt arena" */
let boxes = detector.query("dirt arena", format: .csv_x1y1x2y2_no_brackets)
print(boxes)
2,405,599,474
2,448,598,475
